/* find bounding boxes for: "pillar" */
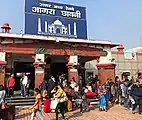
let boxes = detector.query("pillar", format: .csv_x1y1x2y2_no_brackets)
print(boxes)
33,54,46,88
0,61,7,86
96,64,116,85
34,62,46,88
67,63,78,83
0,52,7,86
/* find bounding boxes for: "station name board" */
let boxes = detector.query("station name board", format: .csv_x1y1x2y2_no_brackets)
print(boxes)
25,0,87,39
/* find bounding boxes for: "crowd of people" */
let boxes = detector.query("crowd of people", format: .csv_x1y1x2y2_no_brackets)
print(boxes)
32,74,142,120
0,73,142,120
96,75,142,114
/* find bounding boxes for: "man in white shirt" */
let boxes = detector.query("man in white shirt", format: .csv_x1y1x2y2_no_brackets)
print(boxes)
20,73,28,97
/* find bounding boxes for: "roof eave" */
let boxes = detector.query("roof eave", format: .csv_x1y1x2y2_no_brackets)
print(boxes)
0,33,118,47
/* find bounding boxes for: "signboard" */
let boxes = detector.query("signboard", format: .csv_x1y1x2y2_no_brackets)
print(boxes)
124,51,137,60
35,54,45,62
25,0,87,39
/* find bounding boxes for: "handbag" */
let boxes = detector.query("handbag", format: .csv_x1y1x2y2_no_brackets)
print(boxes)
32,108,38,113
32,105,38,113
50,99,58,110
86,90,96,99
2,102,7,109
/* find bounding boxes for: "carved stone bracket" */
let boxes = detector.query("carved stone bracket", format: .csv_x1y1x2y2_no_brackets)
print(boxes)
33,62,46,68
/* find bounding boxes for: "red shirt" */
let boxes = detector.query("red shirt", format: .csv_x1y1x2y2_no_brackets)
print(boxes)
8,77,15,87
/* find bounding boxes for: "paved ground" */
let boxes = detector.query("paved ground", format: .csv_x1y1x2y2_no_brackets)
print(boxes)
78,105,142,120
15,105,142,120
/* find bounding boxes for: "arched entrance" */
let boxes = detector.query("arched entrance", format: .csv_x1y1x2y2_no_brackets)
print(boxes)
56,28,61,34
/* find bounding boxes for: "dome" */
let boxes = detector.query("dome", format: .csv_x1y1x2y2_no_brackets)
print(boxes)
53,20,62,25
117,44,124,49
1,22,11,29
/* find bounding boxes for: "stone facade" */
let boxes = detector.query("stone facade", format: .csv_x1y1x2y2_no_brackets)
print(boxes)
85,50,142,80
112,52,142,79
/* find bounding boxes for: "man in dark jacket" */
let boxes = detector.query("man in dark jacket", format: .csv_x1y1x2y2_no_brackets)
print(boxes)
47,76,56,98
131,80,142,114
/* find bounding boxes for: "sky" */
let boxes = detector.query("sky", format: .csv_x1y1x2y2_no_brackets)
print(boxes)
0,0,142,49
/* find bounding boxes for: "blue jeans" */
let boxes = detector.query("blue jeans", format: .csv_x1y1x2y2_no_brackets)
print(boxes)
31,107,44,120
21,84,28,97
124,96,130,109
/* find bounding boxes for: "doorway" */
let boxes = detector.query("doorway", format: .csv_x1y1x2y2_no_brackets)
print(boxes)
50,63,68,77
14,62,35,90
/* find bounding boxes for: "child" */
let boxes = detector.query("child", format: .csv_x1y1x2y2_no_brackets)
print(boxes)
99,86,107,112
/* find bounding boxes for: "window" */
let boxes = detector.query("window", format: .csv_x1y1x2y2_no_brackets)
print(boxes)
62,28,67,34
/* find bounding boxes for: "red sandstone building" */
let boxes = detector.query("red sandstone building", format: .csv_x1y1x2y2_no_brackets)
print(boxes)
85,44,142,82
0,23,118,89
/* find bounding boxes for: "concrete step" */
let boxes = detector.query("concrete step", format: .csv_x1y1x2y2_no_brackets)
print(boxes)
7,98,35,103
6,96,34,100
7,102,35,106
6,95,35,106
9,90,34,96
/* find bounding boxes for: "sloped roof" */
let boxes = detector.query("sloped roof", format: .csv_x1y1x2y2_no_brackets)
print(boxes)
126,47,142,53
